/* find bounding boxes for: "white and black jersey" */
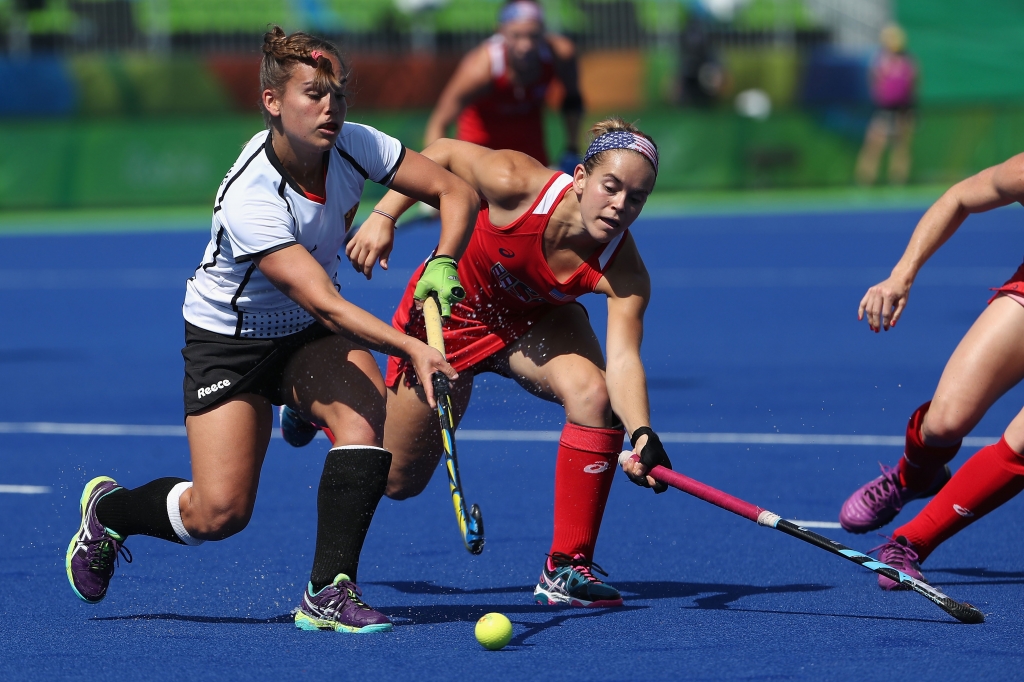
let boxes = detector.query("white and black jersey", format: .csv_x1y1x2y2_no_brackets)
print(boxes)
183,122,405,338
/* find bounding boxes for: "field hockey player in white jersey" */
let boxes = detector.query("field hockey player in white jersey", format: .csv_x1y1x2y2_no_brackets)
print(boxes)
64,26,478,634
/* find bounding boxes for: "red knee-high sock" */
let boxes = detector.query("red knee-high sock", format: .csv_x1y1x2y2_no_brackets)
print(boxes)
548,423,624,561
898,401,962,491
895,436,1024,561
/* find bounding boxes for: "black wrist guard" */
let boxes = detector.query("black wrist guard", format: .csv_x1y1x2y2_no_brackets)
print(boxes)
627,427,672,494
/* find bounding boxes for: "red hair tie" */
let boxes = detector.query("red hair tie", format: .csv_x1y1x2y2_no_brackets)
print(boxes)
310,50,323,61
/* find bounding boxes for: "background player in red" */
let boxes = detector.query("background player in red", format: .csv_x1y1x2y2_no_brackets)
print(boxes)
839,152,1024,589
346,117,672,608
424,0,583,172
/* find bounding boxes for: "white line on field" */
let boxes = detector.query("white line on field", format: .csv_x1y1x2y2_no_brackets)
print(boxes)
0,484,51,494
0,422,187,436
0,421,998,447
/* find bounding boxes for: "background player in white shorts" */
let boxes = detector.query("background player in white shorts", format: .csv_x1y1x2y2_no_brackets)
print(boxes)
65,26,477,634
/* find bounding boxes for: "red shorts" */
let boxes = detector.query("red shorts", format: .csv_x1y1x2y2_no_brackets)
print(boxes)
384,264,558,388
988,261,1024,305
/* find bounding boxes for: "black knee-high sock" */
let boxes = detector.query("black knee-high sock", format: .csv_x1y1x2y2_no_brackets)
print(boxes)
309,447,392,591
96,477,188,544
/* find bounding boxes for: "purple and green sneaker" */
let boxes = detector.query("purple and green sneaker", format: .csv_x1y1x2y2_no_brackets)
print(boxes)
871,535,926,591
295,574,393,633
66,476,131,603
533,552,623,608
839,462,951,534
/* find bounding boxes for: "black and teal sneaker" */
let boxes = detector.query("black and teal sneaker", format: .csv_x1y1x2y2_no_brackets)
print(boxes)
533,552,623,608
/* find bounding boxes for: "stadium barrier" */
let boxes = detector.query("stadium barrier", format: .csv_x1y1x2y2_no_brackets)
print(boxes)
5,105,1024,210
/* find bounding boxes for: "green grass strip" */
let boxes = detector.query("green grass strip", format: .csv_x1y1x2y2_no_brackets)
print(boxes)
0,184,948,237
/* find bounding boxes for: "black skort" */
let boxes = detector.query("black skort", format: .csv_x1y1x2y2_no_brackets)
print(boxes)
181,320,334,416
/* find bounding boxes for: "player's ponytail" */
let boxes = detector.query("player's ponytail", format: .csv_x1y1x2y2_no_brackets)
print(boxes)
259,26,347,126
582,117,659,176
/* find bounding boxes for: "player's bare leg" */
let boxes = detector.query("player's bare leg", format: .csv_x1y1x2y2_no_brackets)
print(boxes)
67,394,272,603
922,295,1024,445
285,334,386,446
888,111,915,185
856,113,890,186
877,402,1024,591
282,334,394,632
383,369,475,500
504,304,625,607
181,395,273,540
504,304,612,427
841,296,1024,533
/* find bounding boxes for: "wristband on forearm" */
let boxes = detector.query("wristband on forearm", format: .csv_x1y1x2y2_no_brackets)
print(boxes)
372,208,397,223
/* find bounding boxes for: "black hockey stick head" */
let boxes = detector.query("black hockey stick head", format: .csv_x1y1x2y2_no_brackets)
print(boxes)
466,503,485,555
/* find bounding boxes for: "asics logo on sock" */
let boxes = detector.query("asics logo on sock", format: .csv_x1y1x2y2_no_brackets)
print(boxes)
198,379,231,399
953,504,974,518
584,462,609,474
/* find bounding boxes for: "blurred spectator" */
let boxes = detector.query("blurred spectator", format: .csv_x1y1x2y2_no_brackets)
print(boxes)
855,24,917,186
423,0,582,171
679,13,724,107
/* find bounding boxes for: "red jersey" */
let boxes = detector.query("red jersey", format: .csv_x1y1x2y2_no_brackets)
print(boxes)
456,34,556,166
386,172,629,386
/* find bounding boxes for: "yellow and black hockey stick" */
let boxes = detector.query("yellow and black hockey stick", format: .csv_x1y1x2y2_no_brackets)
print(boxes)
423,295,484,555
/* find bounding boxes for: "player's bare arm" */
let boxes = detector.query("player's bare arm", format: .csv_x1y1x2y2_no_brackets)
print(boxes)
423,46,492,146
348,140,531,274
345,148,478,279
411,139,551,215
255,244,455,406
860,152,1024,332
596,236,656,483
351,141,553,273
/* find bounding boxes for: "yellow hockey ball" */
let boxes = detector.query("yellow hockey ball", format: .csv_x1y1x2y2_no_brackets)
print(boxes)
475,612,513,650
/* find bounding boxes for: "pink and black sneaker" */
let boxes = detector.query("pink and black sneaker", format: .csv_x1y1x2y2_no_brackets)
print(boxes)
534,553,623,608
871,535,926,591
66,476,131,603
839,462,951,534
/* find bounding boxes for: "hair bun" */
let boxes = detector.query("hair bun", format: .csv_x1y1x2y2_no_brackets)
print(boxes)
262,25,287,55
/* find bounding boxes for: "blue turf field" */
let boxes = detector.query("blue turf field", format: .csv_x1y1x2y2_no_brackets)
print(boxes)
4,205,1024,680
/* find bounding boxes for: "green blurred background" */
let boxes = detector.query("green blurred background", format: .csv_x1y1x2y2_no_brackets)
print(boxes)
1,0,1023,211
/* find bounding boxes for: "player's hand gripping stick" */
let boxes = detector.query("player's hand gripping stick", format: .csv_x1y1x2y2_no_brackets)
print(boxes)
618,452,984,624
423,295,484,555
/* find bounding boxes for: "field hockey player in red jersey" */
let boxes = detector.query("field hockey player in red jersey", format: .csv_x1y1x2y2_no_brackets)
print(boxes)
424,0,583,172
345,117,671,607
839,153,1024,589
64,27,478,633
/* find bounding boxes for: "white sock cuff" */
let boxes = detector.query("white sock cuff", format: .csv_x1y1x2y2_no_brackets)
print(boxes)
167,481,204,546
327,445,390,454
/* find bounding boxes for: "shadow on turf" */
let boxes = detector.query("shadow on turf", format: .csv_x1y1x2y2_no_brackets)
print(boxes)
372,579,833,611
712,607,957,625
374,581,952,627
928,567,1024,587
91,613,295,625
88,583,944,632
381,603,646,645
